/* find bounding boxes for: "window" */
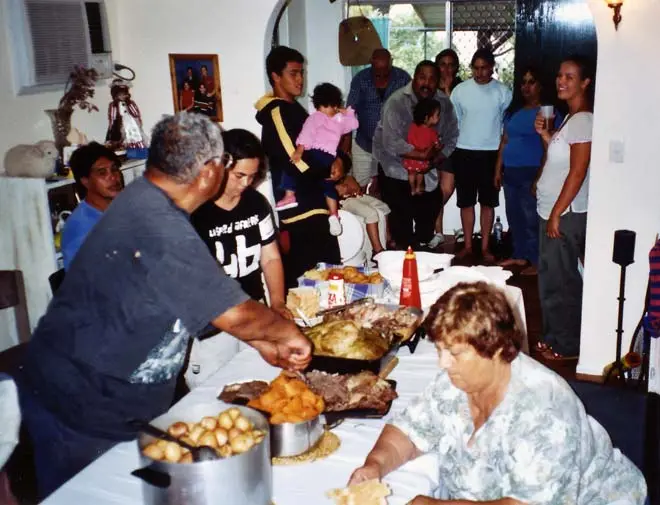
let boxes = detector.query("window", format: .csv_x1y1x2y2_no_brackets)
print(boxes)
347,1,515,87
6,0,111,92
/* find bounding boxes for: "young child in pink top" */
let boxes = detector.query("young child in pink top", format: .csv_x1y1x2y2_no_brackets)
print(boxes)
403,98,442,195
277,83,359,236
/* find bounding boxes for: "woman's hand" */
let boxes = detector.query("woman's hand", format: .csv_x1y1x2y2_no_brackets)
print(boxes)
546,212,562,238
534,111,554,144
347,462,381,486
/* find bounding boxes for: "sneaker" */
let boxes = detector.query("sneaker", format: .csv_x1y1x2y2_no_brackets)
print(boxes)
427,233,445,249
328,214,342,236
275,194,298,211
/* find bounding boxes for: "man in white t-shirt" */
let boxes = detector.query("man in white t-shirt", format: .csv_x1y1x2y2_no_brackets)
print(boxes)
451,49,512,263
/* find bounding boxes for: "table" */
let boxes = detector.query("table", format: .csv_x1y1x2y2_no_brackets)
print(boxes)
41,286,526,505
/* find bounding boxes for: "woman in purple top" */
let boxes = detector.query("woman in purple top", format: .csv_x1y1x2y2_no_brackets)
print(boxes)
276,82,358,236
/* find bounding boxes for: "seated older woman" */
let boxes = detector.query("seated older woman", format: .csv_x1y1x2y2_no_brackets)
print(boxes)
349,282,647,505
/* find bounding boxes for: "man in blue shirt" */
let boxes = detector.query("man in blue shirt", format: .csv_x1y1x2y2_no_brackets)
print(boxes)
62,143,123,269
345,49,410,191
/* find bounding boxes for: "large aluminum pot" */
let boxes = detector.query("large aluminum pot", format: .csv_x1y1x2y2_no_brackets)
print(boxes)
134,402,271,505
270,414,324,458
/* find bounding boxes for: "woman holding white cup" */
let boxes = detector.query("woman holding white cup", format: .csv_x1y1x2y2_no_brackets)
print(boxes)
533,55,594,361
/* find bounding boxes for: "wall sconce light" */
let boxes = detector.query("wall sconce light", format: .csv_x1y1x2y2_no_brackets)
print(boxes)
606,0,623,30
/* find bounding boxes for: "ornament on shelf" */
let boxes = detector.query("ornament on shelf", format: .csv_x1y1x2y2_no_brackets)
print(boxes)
106,78,148,150
2,141,58,178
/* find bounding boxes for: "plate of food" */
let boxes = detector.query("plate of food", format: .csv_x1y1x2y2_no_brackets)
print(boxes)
219,370,398,421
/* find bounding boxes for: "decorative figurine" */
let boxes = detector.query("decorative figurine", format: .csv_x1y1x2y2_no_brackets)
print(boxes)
106,78,147,150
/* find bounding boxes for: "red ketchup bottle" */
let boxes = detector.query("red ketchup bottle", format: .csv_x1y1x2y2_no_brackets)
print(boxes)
399,247,422,309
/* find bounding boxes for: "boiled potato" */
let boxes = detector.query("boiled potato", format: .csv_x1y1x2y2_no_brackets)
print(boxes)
180,436,196,448
214,427,229,447
234,415,251,433
198,431,218,449
143,443,164,461
167,421,188,438
156,439,168,449
179,452,193,464
230,433,255,454
164,441,182,463
188,425,205,444
217,411,234,430
226,407,242,420
217,445,233,458
228,427,242,440
200,416,218,431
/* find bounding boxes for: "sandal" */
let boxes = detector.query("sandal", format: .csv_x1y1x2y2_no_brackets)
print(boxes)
520,265,538,276
541,348,579,361
535,341,551,353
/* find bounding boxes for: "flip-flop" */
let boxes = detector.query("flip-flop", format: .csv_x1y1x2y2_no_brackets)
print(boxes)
541,347,579,361
535,341,551,353
520,265,538,276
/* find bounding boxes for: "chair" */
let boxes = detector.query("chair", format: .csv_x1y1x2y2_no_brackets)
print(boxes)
48,268,66,295
337,209,366,266
0,271,30,345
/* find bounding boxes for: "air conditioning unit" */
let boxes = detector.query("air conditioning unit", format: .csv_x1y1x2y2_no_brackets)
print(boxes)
7,0,113,92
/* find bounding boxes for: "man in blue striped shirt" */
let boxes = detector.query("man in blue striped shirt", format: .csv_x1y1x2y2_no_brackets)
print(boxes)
345,49,411,191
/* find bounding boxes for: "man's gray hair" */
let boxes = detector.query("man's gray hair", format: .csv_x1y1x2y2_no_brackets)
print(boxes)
147,112,224,183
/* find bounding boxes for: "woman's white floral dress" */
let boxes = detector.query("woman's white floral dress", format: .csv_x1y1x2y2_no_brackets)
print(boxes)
392,353,647,504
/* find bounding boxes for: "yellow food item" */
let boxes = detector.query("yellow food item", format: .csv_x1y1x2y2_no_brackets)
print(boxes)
302,266,383,285
304,320,390,360
327,479,391,505
248,373,324,424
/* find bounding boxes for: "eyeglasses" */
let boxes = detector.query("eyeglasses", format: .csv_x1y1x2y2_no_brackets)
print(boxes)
205,153,234,170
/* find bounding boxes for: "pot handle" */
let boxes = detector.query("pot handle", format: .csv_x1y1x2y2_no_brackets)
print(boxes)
131,465,171,489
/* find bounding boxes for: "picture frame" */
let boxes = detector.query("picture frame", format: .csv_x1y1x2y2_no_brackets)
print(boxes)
168,53,223,122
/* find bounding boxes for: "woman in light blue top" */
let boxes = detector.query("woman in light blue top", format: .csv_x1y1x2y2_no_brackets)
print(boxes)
494,65,561,275
349,282,647,505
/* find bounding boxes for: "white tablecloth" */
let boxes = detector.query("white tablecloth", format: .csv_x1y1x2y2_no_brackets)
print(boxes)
41,286,526,505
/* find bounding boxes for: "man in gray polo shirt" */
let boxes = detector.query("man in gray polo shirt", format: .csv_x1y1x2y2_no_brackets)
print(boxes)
372,60,459,248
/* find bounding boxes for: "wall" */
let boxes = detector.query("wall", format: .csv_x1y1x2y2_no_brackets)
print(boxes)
577,0,660,375
0,0,122,157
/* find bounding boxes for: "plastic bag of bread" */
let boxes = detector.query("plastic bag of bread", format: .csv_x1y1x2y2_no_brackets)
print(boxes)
327,479,390,505
286,287,320,319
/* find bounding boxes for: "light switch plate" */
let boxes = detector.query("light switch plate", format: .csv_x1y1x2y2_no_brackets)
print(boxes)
609,140,625,163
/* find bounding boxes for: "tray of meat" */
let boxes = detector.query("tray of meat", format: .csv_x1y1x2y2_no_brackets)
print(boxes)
218,371,398,421
303,319,398,375
321,299,424,355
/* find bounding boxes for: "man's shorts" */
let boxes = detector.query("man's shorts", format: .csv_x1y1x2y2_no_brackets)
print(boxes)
453,148,499,209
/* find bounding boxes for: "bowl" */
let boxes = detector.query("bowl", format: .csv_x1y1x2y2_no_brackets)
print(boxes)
374,251,453,287
269,414,324,458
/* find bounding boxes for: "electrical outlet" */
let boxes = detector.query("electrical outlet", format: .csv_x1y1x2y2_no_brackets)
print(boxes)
90,53,113,80
609,140,625,163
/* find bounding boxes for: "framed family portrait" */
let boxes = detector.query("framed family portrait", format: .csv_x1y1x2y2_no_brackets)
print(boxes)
169,53,223,122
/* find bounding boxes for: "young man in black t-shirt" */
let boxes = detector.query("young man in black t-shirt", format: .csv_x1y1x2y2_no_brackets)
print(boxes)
188,128,292,387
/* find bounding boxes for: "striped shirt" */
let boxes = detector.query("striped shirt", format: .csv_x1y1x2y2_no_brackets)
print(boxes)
649,238,660,320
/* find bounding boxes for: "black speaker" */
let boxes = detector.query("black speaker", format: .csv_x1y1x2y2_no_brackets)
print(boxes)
612,229,636,266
